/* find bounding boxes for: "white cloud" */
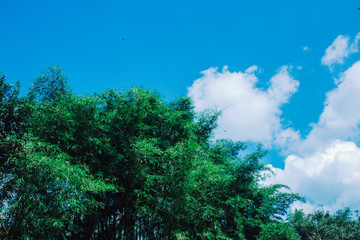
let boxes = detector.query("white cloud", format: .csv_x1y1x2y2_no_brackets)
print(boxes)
303,46,310,52
321,35,350,67
295,61,360,155
321,33,360,69
273,128,301,153
187,65,299,144
267,140,360,212
266,60,360,212
188,34,360,212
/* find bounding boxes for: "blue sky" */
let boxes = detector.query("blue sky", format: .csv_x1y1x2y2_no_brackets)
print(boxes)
1,0,358,134
2,0,360,212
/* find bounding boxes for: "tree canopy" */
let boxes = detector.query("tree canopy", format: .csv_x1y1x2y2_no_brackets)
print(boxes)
0,67,358,239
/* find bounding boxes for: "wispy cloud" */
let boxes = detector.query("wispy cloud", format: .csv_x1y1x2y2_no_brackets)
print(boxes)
321,33,360,69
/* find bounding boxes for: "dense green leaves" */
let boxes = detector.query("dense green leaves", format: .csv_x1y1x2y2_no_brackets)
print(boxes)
4,138,116,239
1,67,345,239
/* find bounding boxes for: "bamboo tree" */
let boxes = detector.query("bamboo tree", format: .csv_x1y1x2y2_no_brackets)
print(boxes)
1,67,304,239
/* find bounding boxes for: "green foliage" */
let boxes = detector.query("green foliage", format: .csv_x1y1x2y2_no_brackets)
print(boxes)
5,138,115,239
28,66,70,102
289,208,360,240
258,222,299,240
0,67,305,239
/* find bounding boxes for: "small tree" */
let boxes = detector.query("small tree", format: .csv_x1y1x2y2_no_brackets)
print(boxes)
289,208,360,240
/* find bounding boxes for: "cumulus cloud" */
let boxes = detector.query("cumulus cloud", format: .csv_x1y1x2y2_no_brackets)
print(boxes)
266,60,360,212
321,33,360,69
188,34,360,212
187,65,299,144
267,140,360,212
